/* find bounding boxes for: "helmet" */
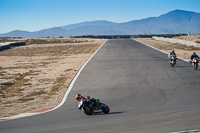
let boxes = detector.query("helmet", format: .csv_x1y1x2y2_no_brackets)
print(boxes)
171,50,175,53
193,52,196,55
76,94,82,101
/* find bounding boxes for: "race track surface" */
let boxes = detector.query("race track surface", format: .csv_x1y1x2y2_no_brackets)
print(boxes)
1,39,200,133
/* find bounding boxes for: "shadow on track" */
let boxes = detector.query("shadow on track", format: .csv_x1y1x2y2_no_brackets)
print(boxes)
93,111,124,116
107,111,124,115
175,65,191,68
175,65,200,71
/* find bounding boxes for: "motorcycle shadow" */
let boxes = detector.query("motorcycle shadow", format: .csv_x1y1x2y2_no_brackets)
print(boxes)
93,111,124,116
106,111,124,115
175,65,191,68
175,65,200,71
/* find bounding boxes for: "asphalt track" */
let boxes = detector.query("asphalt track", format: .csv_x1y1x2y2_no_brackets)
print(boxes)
1,39,200,133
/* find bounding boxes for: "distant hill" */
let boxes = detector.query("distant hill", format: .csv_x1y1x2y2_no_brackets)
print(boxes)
2,30,32,38
60,20,117,30
0,10,199,38
108,9,200,34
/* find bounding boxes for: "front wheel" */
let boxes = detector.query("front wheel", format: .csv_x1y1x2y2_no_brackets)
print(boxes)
195,63,198,70
193,63,198,70
100,103,110,114
171,61,174,67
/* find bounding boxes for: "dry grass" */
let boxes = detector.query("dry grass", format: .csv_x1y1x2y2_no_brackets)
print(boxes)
0,71,33,100
0,37,105,117
49,76,68,95
0,44,100,56
0,37,90,44
140,38,200,51
135,37,200,60
173,33,200,43
165,43,200,51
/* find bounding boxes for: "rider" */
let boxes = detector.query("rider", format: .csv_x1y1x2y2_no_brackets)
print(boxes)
75,94,83,102
85,96,101,108
168,50,177,62
190,52,199,62
75,94,100,109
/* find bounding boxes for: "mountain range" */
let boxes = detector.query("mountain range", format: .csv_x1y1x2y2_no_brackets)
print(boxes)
1,9,200,38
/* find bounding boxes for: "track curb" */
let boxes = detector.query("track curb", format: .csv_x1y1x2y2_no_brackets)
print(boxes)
0,39,108,122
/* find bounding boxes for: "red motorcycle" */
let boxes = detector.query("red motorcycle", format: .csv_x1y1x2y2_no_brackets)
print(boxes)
192,57,199,70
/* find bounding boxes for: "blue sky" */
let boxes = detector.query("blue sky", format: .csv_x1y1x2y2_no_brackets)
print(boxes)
0,0,200,34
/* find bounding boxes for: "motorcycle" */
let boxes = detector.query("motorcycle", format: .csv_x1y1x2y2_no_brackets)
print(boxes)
192,57,199,70
78,98,110,115
169,55,176,67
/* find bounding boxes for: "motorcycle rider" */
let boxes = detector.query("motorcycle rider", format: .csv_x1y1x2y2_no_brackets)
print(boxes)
76,94,83,102
168,50,177,62
190,52,199,63
85,96,101,108
75,94,100,109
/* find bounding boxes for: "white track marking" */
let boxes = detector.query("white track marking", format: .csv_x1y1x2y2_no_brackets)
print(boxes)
0,39,108,121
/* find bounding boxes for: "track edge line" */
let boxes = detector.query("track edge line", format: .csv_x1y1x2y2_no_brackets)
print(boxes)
0,39,108,122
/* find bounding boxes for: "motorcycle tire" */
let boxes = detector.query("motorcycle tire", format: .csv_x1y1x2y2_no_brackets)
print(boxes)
193,63,197,70
195,63,198,70
83,106,93,116
100,103,110,114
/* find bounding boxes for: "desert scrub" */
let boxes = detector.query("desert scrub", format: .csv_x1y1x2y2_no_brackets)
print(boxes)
0,70,34,101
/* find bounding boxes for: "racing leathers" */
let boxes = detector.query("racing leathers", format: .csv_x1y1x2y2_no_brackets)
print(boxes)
190,52,199,63
168,50,177,63
190,54,199,60
85,96,100,109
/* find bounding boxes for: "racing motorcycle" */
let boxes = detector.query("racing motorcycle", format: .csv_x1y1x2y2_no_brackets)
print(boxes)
192,57,199,70
169,55,176,67
77,98,110,115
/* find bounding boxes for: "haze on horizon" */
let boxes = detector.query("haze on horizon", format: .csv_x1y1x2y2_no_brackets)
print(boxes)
0,0,200,34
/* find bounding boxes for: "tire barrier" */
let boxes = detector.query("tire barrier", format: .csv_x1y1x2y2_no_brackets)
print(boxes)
0,44,11,52
10,42,26,47
0,42,25,52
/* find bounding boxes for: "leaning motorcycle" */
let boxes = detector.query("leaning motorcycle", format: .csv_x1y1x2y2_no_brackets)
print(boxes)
169,55,176,67
192,57,199,70
77,98,110,115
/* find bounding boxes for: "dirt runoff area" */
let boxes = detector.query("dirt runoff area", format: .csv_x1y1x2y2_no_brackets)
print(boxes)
135,36,200,61
0,37,105,118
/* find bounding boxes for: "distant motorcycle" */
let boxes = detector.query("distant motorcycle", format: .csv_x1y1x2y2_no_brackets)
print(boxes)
169,55,176,67
77,98,109,115
192,57,199,70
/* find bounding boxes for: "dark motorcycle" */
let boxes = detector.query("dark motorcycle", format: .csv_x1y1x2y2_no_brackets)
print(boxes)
77,98,109,115
169,55,176,67
192,57,199,70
